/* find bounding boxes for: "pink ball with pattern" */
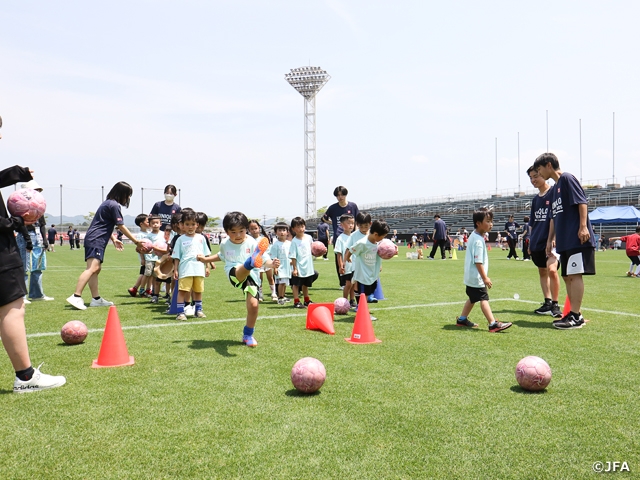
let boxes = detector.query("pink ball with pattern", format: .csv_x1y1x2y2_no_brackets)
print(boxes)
140,239,154,253
6,188,46,223
311,241,327,257
291,357,326,393
334,297,351,315
61,321,88,345
377,239,398,259
515,356,552,391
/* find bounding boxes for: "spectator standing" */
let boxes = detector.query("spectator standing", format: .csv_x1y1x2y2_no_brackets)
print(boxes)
429,214,447,259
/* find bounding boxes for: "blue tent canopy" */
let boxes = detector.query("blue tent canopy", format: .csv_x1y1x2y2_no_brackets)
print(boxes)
588,206,640,225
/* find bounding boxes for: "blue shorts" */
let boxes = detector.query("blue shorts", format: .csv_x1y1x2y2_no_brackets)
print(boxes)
85,246,106,263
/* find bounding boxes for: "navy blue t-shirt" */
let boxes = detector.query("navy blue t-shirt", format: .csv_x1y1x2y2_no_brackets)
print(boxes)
317,222,329,241
150,201,181,231
83,200,124,248
529,188,553,252
433,219,447,240
551,172,596,253
323,201,359,245
504,221,520,240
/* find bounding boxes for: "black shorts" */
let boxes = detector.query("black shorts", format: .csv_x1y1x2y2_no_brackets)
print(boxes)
559,248,596,277
358,280,378,296
228,267,259,297
139,265,145,275
530,250,559,269
339,272,353,283
290,270,319,287
466,286,489,304
0,266,28,307
627,255,640,266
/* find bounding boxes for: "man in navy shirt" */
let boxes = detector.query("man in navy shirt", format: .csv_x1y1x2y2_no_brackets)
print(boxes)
503,215,520,260
316,220,330,260
534,152,596,330
428,214,447,260
322,186,359,286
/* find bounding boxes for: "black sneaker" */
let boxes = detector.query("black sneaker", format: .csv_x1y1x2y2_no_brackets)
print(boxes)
550,304,562,318
553,313,585,329
456,317,478,328
293,302,305,309
488,321,512,332
534,303,553,315
303,300,313,307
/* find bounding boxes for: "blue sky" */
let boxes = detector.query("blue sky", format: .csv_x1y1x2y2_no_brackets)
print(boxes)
2,1,639,220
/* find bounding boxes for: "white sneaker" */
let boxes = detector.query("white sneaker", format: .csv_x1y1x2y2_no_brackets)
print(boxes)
89,297,114,307
66,295,87,310
29,296,55,301
184,305,195,316
13,364,66,393
271,294,278,301
24,298,31,305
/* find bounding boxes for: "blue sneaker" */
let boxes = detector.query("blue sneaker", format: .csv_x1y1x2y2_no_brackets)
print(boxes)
249,237,270,269
367,294,378,303
242,335,258,347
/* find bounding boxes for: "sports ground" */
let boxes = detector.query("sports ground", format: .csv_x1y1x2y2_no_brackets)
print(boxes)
2,245,639,479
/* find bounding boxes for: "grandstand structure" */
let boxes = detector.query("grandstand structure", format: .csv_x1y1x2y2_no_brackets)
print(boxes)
308,177,640,240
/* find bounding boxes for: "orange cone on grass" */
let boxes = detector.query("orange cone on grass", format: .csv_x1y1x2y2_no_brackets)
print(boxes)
306,303,335,335
562,295,571,317
92,306,135,368
345,295,381,344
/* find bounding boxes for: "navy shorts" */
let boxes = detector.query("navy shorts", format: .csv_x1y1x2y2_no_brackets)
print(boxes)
339,272,354,283
359,280,378,296
531,250,559,269
627,255,640,266
85,246,106,263
466,286,489,303
559,248,596,277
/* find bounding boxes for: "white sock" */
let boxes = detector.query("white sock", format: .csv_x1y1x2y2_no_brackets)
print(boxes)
635,264,640,276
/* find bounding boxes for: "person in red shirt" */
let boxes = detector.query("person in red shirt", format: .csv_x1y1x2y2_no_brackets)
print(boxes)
609,227,640,277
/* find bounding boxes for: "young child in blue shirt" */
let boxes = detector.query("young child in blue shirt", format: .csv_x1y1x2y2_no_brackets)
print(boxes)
128,213,151,297
455,208,512,332
172,210,210,321
289,217,319,308
197,211,278,347
344,219,390,321
334,214,356,308
271,222,292,305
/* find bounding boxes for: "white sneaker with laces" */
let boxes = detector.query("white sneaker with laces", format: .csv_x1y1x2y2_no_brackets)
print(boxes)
184,305,195,316
29,296,55,301
13,364,66,393
66,295,87,310
89,297,114,307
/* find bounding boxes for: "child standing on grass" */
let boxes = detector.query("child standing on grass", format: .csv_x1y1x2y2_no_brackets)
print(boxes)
271,222,292,305
344,219,390,321
609,227,640,277
172,211,210,321
347,212,373,302
66,182,142,310
128,213,151,297
289,217,319,308
334,214,357,308
455,208,512,332
248,219,277,302
196,212,278,347
145,215,164,304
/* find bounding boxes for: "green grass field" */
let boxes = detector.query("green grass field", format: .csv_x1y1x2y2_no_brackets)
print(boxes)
1,243,639,479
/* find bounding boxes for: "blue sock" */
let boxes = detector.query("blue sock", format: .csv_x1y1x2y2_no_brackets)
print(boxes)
243,257,253,270
177,303,185,314
194,300,202,312
458,316,467,321
243,326,254,337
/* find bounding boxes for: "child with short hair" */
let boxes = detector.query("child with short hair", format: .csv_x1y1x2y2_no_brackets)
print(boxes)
248,219,277,302
344,219,390,321
271,222,292,305
289,217,320,308
521,216,532,261
609,226,640,277
347,212,372,302
145,215,164,304
455,209,512,332
128,213,151,297
172,210,211,321
196,211,278,347
334,214,356,308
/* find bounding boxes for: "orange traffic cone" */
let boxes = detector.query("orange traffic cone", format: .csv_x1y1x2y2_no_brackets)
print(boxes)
345,295,381,344
306,303,335,335
92,306,135,368
562,295,571,317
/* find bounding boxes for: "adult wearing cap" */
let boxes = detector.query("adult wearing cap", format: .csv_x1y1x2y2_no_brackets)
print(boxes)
15,179,54,302
321,186,359,287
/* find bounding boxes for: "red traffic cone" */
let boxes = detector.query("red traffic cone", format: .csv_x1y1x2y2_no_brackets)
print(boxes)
562,295,571,317
345,295,381,344
92,306,135,368
306,303,335,335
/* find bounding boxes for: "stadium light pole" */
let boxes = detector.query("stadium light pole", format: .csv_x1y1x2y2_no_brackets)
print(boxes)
579,119,583,184
612,112,615,184
517,132,520,193
285,66,331,218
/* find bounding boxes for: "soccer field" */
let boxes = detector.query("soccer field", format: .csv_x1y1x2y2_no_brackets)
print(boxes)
1,245,639,479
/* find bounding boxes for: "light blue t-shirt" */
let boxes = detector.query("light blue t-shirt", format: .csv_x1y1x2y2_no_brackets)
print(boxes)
335,232,354,274
144,231,162,262
218,236,268,286
464,230,488,288
271,239,292,279
171,233,211,279
346,230,367,249
349,236,382,286
289,234,315,278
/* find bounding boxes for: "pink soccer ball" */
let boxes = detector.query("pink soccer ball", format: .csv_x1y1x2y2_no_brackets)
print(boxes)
153,238,167,252
7,188,46,224
291,357,326,393
311,241,327,257
334,297,351,315
377,238,398,259
61,321,88,345
515,356,552,391
140,239,154,253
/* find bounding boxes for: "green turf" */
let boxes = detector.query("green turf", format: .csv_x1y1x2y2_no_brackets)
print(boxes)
1,244,639,478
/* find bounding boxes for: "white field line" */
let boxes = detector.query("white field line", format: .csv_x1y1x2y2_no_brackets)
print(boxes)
25,298,639,339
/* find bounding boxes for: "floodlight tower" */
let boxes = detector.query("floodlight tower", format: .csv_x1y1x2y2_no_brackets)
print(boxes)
285,66,331,218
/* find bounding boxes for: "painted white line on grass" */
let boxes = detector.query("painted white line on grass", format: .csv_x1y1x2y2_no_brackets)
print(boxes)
25,298,639,339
